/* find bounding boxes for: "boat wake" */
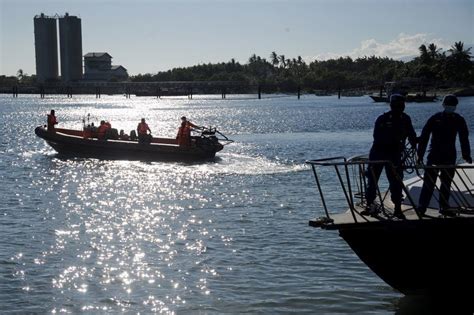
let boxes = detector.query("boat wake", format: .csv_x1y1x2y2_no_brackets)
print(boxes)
190,152,307,175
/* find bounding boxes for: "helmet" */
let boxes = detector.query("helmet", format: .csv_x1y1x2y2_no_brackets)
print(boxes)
442,94,458,107
389,94,405,112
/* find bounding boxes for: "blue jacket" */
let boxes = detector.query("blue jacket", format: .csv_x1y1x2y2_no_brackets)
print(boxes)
418,111,471,164
370,111,417,157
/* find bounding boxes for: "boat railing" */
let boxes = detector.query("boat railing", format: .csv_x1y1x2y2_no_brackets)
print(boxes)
306,156,474,225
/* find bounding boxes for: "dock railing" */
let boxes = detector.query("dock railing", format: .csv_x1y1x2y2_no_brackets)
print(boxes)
306,156,474,225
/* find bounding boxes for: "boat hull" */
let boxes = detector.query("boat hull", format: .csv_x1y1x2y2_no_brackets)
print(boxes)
370,95,437,103
337,217,474,297
35,127,223,161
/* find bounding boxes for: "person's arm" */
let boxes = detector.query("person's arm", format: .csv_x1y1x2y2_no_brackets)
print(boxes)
458,116,471,163
417,117,433,163
188,121,201,129
372,115,383,144
406,116,417,148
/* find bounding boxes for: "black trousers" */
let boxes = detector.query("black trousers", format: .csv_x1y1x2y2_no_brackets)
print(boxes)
418,165,455,211
365,150,403,207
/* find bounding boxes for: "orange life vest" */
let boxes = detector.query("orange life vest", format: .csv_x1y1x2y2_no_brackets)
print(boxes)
97,124,108,139
177,123,191,146
47,114,57,130
138,122,149,135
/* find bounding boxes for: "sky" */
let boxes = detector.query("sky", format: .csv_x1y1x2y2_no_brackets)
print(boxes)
0,0,473,76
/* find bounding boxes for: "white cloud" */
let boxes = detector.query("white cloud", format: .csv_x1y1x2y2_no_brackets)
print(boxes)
308,33,450,62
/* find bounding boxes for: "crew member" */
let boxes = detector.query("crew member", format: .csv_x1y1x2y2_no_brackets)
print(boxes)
176,116,201,146
362,94,417,219
119,129,130,141
137,118,152,144
97,120,109,140
47,110,58,132
417,94,472,216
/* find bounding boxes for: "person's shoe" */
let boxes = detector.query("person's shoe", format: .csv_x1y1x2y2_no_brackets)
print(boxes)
361,203,379,216
415,207,426,217
393,210,406,220
440,209,457,217
393,204,406,220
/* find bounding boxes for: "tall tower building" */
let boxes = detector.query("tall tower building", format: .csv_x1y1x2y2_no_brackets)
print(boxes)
59,13,83,82
33,13,59,82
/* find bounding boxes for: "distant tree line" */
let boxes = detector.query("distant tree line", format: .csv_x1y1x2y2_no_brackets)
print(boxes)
2,41,471,93
130,41,473,92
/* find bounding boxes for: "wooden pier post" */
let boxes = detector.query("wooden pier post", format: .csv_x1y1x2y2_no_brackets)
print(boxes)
188,87,193,100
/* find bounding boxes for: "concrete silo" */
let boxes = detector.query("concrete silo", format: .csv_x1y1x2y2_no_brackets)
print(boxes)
59,13,83,82
34,13,59,82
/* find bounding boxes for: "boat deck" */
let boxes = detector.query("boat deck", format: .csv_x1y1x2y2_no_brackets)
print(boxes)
309,204,470,230
307,158,473,230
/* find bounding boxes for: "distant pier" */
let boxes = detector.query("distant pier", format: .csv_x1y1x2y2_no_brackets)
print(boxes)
1,81,306,99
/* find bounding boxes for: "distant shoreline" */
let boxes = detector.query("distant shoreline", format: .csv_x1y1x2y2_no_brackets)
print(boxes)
2,85,473,98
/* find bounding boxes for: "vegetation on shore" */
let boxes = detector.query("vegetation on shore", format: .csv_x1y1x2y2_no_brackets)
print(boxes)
2,41,472,93
130,41,473,92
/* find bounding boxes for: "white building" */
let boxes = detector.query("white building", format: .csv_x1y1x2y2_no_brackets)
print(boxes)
83,52,128,81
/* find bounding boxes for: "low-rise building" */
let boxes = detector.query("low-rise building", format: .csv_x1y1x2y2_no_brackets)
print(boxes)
83,52,128,81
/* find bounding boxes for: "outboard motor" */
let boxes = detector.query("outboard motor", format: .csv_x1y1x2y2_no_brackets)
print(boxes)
194,127,232,150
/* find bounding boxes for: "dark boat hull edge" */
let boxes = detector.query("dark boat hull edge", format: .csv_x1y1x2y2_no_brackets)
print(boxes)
337,218,474,300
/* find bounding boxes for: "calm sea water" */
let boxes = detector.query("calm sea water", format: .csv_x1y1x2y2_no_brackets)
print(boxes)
0,94,473,314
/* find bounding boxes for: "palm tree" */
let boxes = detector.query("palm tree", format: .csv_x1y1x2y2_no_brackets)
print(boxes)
279,55,286,68
448,41,472,61
16,69,24,81
446,41,472,82
418,44,430,63
297,56,304,65
248,54,257,64
270,51,279,67
428,43,440,59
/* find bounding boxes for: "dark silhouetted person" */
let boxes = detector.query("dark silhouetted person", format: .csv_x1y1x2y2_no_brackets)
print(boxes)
362,94,417,219
119,129,130,141
47,110,58,132
176,116,201,146
417,94,472,216
137,118,152,144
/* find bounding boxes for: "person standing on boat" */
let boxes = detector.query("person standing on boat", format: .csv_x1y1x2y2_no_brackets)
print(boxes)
362,94,417,219
177,116,201,146
97,120,109,140
47,110,58,132
137,118,152,144
416,94,472,216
